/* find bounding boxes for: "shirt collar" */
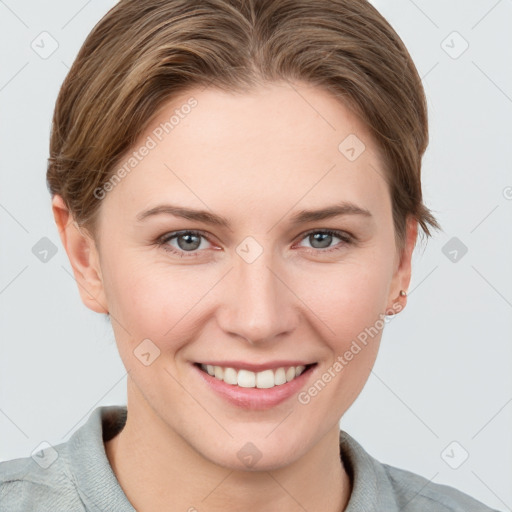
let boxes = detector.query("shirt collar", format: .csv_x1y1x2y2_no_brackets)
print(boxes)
66,405,135,511
339,429,400,510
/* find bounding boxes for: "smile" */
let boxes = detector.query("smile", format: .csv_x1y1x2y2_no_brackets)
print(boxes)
198,363,314,388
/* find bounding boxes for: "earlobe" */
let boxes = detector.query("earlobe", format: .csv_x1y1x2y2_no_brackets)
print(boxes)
385,216,418,315
51,194,109,314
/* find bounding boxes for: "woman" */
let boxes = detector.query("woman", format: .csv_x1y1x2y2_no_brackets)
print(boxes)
0,0,501,510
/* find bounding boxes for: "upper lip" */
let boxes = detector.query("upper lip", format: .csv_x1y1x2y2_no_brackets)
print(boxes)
195,361,316,372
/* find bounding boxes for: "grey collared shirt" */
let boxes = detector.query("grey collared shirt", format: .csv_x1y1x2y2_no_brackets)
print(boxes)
0,405,501,511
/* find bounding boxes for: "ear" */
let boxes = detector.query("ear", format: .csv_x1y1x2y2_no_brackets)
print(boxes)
386,216,418,315
52,194,109,314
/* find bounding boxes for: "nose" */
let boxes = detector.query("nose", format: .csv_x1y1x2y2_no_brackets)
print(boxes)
216,245,299,345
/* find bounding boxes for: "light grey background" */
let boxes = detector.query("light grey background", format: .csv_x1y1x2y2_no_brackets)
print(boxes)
0,1,511,510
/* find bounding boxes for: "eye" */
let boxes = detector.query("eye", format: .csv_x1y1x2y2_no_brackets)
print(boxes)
156,228,354,258
157,230,213,257
296,229,353,253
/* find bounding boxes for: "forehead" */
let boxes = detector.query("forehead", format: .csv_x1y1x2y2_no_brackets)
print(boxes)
101,81,390,225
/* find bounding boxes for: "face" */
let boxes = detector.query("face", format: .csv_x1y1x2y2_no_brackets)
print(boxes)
56,81,415,471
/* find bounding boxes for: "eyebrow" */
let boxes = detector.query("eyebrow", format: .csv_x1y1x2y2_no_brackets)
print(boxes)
136,201,372,228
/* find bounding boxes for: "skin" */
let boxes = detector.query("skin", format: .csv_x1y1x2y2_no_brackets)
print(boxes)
52,80,417,512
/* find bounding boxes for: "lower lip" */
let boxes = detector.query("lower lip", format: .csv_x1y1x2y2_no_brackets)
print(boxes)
193,364,316,410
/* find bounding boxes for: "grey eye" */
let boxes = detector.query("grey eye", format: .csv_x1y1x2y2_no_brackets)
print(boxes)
308,232,334,249
307,231,337,249
176,233,203,251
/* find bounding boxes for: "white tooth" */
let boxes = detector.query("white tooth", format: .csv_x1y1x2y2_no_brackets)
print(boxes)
238,369,256,388
256,369,275,389
274,367,286,385
214,366,224,380
223,367,238,385
206,364,303,387
285,367,296,382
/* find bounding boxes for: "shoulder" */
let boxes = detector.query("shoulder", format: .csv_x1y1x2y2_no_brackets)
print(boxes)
0,444,86,512
381,463,500,512
0,405,131,512
339,430,500,512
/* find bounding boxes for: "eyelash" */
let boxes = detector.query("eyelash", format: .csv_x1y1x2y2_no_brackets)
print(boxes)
155,229,354,258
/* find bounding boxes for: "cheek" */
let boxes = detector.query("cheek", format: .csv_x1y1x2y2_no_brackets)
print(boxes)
294,253,393,342
293,270,387,414
102,255,211,347
291,250,393,401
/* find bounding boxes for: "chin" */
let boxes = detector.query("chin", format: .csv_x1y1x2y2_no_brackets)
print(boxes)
191,427,313,472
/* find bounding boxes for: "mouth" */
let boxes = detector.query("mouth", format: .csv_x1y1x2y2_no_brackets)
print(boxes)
193,361,318,409
195,362,316,389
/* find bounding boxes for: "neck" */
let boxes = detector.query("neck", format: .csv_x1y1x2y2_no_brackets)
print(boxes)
105,385,352,512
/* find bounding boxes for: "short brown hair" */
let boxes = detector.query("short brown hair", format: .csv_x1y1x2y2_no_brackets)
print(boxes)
47,0,441,250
